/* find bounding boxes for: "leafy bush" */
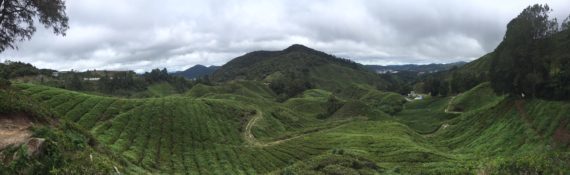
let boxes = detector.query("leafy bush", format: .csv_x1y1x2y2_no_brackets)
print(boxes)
0,78,10,89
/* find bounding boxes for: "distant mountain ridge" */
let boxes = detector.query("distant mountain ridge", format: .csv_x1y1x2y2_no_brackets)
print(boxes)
172,64,220,79
365,62,467,74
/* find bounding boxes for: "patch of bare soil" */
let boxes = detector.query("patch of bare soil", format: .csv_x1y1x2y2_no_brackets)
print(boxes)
553,120,570,148
0,113,33,150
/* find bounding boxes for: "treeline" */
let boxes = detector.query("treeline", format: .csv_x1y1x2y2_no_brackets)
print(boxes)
0,61,198,96
96,71,146,93
380,67,486,97
401,4,570,99
284,44,362,70
71,68,194,95
419,68,487,96
0,61,55,79
490,4,570,100
378,71,415,95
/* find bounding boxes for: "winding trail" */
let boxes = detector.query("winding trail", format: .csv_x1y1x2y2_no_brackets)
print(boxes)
423,96,462,138
444,95,463,114
243,110,354,147
514,100,543,139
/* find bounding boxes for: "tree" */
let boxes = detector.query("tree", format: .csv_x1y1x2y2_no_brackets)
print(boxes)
144,68,171,83
423,77,442,96
0,77,10,89
562,14,570,31
317,95,343,119
490,4,558,96
67,73,83,91
0,0,69,52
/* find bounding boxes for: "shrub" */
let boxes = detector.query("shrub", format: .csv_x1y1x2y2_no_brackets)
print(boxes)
0,78,11,89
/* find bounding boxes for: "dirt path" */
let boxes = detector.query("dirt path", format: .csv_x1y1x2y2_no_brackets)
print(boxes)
243,111,263,146
243,110,309,147
422,96,461,138
423,123,450,138
444,95,463,114
0,113,33,150
244,110,353,147
514,100,543,139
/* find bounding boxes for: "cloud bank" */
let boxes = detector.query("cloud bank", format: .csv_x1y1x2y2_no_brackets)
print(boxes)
1,0,569,72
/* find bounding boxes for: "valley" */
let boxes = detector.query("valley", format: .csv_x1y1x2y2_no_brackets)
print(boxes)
1,77,568,174
0,2,569,175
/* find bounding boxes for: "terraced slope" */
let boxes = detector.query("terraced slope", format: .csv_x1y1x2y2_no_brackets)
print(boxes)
9,82,570,174
11,82,435,174
448,82,504,112
15,83,338,174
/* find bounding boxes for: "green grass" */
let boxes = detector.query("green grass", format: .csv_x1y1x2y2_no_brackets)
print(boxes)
449,82,504,112
395,96,458,134
145,82,178,97
5,82,569,174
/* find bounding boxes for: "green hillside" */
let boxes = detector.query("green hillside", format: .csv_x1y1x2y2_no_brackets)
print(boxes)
211,44,390,93
2,40,569,174
4,82,404,174
2,2,570,175
2,80,568,174
456,53,494,76
448,82,504,112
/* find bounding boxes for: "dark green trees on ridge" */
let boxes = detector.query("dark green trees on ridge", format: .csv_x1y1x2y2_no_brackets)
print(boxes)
490,4,570,100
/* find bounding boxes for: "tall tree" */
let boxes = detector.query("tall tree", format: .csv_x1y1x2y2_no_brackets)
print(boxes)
561,14,570,31
490,4,558,96
0,0,69,52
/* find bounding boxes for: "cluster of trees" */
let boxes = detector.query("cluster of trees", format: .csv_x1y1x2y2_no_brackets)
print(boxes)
407,4,570,99
379,71,416,95
65,73,83,91
284,44,362,70
490,4,570,100
420,68,487,96
143,68,193,92
0,61,55,79
269,71,314,102
328,56,361,70
0,59,197,96
97,72,146,93
65,68,193,95
317,95,343,119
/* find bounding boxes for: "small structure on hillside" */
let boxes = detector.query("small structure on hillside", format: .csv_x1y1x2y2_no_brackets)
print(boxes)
408,91,423,100
83,77,100,81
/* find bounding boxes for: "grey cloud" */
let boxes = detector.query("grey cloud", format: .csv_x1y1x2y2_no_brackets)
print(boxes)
1,0,569,72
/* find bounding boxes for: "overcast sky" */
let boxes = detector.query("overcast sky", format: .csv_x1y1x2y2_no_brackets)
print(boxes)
0,0,569,72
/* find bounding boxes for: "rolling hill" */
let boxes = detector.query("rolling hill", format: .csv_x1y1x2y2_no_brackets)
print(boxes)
2,3,570,175
2,40,569,174
2,80,568,174
211,44,391,92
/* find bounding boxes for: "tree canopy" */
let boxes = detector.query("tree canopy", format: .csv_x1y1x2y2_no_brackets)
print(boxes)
562,15,570,32
0,0,69,52
490,4,570,100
